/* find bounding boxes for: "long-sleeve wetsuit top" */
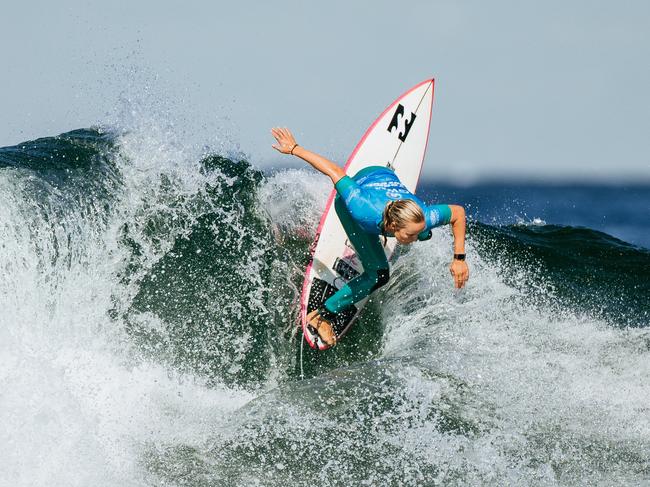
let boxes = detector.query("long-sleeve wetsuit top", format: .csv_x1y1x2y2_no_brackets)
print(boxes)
334,166,452,241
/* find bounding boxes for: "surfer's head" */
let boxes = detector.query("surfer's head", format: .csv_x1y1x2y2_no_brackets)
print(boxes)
383,199,426,244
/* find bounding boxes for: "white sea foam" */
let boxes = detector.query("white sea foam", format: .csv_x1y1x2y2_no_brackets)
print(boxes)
377,229,650,484
0,119,253,487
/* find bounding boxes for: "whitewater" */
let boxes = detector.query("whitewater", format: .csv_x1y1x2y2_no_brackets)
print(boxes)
0,122,649,486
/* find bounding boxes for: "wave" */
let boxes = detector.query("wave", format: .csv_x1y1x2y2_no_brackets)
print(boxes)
1,128,649,486
472,221,650,327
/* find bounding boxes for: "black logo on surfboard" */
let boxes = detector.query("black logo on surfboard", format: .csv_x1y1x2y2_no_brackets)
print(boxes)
387,104,416,142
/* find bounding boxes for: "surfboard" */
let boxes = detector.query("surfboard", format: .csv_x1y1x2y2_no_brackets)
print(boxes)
299,79,435,350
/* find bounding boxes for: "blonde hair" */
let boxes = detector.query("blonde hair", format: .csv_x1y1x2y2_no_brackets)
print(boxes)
382,199,424,239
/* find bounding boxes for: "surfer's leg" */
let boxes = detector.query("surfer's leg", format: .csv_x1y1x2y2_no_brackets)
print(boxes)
324,197,390,313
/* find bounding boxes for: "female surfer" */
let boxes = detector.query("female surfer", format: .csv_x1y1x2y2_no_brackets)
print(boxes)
271,127,469,346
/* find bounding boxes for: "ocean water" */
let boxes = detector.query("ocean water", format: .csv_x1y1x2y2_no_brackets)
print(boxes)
418,182,650,251
0,127,649,487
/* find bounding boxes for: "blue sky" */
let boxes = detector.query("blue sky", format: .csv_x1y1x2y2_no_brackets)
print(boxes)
1,0,648,182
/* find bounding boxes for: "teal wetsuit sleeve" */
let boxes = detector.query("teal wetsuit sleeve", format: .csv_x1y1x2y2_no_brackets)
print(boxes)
418,204,452,240
334,176,378,225
334,175,357,199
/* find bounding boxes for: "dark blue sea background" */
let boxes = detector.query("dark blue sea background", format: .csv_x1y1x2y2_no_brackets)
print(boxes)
419,182,649,250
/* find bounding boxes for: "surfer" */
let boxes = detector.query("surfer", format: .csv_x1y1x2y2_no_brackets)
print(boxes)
271,127,469,346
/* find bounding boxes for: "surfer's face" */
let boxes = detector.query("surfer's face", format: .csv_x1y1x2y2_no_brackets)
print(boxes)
393,220,426,244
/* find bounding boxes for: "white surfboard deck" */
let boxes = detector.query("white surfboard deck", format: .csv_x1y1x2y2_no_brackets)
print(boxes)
300,79,435,350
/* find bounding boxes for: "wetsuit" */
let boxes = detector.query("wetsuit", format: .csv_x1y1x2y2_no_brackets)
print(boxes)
323,166,452,314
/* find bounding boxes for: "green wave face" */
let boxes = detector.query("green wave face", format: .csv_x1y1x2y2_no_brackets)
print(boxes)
471,222,650,328
1,129,649,486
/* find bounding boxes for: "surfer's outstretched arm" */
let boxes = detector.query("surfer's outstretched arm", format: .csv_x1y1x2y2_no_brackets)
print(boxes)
271,127,345,184
448,204,469,289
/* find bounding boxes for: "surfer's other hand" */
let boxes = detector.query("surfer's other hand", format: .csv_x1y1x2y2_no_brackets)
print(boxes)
450,259,469,289
271,127,298,154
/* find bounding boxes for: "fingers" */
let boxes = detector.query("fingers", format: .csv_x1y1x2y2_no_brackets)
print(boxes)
450,263,469,289
450,266,458,288
271,127,292,137
457,271,469,288
271,128,283,141
450,267,461,289
270,128,283,139
271,128,288,153
271,127,295,142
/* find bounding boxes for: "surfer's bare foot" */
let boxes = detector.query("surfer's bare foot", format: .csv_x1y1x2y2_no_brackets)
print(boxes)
306,309,337,346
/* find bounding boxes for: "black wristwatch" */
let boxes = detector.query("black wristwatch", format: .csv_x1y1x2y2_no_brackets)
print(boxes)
453,253,466,261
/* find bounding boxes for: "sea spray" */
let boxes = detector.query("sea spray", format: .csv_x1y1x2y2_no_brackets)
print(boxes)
1,127,649,486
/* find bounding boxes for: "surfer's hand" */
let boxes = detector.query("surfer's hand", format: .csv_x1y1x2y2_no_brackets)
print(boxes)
450,260,469,289
271,127,298,154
